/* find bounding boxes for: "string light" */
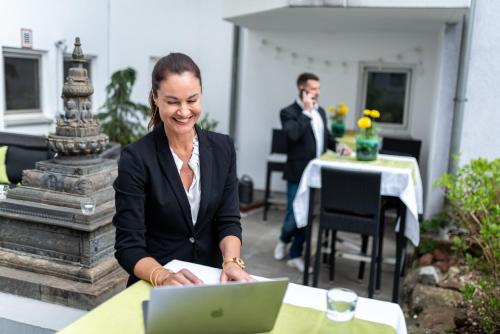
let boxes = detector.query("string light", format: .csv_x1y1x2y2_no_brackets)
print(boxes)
260,38,425,70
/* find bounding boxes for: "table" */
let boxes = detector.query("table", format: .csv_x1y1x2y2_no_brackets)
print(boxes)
293,152,423,301
59,260,407,334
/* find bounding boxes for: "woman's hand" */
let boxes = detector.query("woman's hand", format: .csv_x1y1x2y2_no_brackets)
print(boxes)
220,263,253,283
157,268,204,286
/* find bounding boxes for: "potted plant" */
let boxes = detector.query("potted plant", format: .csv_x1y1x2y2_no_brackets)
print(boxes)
197,113,219,131
328,102,349,138
355,109,380,161
96,68,149,146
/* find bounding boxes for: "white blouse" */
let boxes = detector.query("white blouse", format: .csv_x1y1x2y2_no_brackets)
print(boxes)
170,134,201,225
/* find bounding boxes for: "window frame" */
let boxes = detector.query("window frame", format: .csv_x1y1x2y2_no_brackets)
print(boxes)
3,48,43,115
357,63,413,132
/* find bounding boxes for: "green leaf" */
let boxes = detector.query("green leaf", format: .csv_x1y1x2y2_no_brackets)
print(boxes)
98,67,149,145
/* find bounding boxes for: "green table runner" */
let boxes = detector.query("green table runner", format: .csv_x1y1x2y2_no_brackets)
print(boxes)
59,281,396,334
319,152,417,185
265,303,395,334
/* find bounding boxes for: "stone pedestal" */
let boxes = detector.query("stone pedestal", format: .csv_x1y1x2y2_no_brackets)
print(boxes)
0,38,128,310
0,157,128,309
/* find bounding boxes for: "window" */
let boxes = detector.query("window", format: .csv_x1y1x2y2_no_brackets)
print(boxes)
360,66,412,129
3,50,42,114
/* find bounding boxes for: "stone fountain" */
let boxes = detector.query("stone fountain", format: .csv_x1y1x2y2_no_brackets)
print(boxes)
0,38,127,310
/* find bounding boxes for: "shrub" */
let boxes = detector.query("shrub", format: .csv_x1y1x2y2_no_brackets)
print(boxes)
436,157,500,332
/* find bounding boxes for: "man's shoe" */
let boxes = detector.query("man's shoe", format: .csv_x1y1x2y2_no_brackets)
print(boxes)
273,241,287,260
286,257,313,274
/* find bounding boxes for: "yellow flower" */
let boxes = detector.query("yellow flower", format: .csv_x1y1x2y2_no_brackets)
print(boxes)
357,117,372,129
337,105,349,116
363,109,372,116
338,102,346,108
370,110,380,118
328,106,335,113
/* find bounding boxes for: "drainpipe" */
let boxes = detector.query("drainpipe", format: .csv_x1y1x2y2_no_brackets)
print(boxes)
448,0,476,174
228,25,241,144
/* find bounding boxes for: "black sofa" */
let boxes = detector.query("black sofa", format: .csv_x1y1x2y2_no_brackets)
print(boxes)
0,132,121,185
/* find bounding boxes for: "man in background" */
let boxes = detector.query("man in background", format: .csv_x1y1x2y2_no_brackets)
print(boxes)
273,72,350,273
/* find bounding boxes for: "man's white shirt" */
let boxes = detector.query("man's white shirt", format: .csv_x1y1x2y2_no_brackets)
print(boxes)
296,97,324,157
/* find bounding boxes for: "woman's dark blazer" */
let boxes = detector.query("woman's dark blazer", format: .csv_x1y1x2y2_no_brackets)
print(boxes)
113,123,242,285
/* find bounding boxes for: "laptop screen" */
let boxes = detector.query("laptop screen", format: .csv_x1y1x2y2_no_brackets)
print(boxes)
144,279,288,334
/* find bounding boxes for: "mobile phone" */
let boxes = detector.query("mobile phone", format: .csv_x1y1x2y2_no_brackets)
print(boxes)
299,89,306,100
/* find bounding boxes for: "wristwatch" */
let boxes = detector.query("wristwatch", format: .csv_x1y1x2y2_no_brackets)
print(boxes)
222,257,245,270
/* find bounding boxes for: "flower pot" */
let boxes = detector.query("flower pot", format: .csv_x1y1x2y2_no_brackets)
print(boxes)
331,123,345,138
355,136,379,161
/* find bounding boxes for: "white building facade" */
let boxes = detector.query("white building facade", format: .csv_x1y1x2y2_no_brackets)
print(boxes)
224,0,500,219
1,0,499,220
0,0,234,135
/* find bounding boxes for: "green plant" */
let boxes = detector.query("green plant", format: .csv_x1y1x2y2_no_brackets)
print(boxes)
328,103,349,124
417,237,438,254
357,109,380,139
420,211,447,234
97,68,149,145
197,113,218,131
462,277,500,333
436,158,500,276
436,157,500,331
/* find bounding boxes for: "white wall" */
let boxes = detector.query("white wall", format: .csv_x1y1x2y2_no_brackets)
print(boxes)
0,0,109,135
459,0,500,163
109,0,234,134
236,28,441,207
0,0,234,135
426,22,462,219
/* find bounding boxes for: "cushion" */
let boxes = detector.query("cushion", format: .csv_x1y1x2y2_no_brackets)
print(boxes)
0,146,10,184
6,146,49,184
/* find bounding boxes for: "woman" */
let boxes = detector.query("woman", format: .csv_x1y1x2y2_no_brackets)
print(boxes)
113,53,250,287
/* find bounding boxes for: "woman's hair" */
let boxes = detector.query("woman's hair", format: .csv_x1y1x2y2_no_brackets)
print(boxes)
148,53,202,129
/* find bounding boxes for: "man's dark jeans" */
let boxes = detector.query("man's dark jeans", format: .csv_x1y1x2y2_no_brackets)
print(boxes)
279,182,306,259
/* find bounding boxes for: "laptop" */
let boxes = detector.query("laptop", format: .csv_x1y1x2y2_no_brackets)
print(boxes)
143,278,289,334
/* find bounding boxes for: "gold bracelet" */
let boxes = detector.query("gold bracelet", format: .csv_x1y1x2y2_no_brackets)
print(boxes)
222,257,245,270
153,269,164,287
156,269,174,286
149,266,164,287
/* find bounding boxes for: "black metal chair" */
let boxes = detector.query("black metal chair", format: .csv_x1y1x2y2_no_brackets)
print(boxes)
312,168,382,298
380,137,422,164
263,129,287,220
361,136,422,290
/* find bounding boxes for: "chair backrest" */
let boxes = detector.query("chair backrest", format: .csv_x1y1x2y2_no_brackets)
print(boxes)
270,129,287,154
320,168,381,218
380,137,422,163
0,132,52,184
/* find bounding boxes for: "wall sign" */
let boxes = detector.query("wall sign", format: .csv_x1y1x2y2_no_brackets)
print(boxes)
21,28,33,49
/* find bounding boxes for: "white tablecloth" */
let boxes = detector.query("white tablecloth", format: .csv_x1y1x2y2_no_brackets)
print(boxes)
293,153,423,246
165,260,407,334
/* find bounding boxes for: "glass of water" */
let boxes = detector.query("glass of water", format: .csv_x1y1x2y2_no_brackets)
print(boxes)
0,184,9,200
80,197,96,215
326,288,358,322
336,143,347,159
